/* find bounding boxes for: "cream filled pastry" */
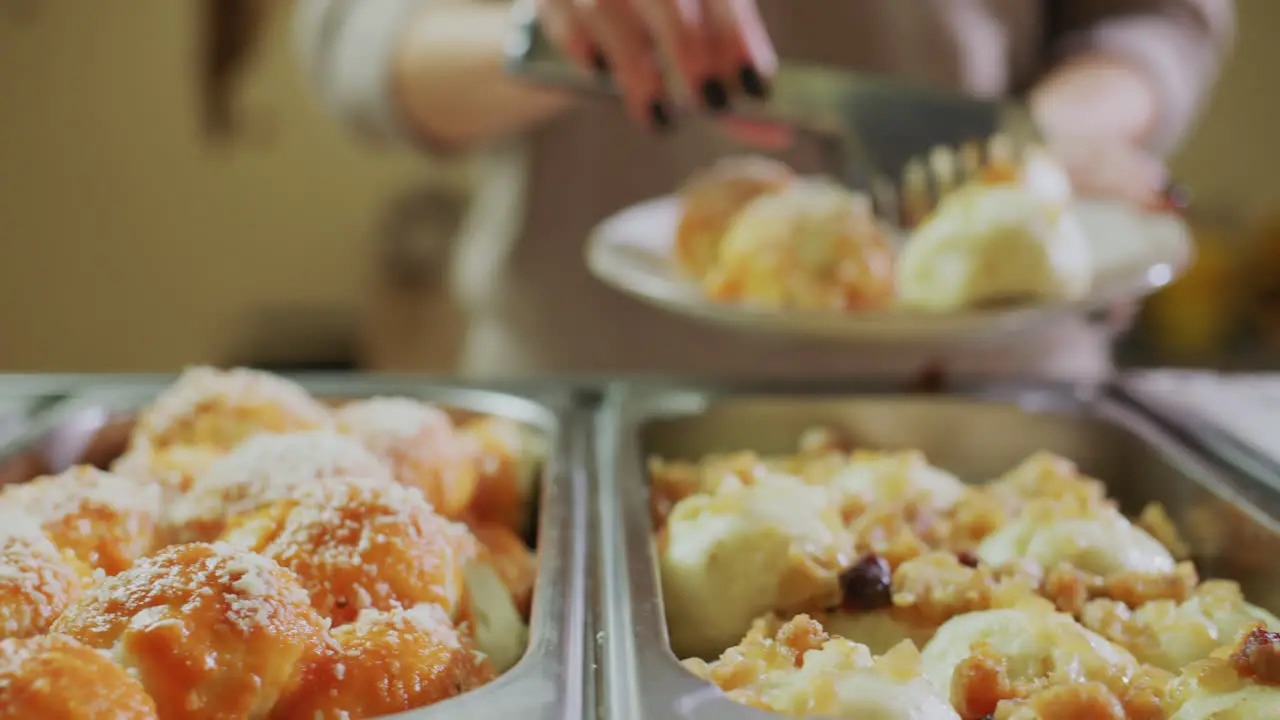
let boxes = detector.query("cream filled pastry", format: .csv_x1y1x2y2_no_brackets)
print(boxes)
896,172,1093,311
1166,625,1280,720
976,502,1175,576
1084,580,1280,672
702,179,896,311
684,614,959,720
920,602,1139,694
659,472,852,659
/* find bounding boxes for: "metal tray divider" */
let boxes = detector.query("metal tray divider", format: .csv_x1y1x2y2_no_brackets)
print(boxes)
0,376,590,720
597,380,1280,720
598,386,795,720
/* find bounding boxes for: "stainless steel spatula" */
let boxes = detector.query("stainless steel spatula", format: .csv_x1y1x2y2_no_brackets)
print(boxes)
504,7,1043,225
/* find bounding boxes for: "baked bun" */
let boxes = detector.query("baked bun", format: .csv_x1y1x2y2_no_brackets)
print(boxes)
52,542,332,720
132,366,332,452
461,416,543,534
675,155,795,278
166,430,394,542
0,465,161,574
702,180,896,311
0,634,159,719
896,158,1092,312
336,397,480,518
0,519,92,639
469,521,536,619
218,481,474,626
271,604,495,719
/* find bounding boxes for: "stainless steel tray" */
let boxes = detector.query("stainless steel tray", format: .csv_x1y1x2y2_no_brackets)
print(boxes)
596,380,1280,720
1116,370,1280,494
0,376,590,720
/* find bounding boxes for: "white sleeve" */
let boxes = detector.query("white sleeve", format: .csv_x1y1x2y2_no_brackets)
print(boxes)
294,0,428,144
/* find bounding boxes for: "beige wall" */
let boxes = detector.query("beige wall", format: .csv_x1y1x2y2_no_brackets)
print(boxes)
0,1,471,371
0,1,1275,371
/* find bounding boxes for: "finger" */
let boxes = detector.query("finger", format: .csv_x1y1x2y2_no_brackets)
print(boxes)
700,0,775,99
718,118,793,150
628,0,712,104
536,0,596,71
577,0,673,129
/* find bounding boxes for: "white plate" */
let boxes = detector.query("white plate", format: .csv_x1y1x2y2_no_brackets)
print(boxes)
586,195,1193,347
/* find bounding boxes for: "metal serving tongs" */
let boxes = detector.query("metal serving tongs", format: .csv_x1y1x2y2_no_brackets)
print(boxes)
504,4,1044,228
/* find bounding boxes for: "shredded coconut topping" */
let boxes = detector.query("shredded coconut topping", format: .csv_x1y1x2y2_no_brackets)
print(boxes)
2,466,163,522
0,520,87,639
138,366,332,440
336,397,456,454
169,431,394,528
59,542,313,635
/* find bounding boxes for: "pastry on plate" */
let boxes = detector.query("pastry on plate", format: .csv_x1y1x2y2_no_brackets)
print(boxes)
896,150,1093,312
674,155,795,278
702,179,897,311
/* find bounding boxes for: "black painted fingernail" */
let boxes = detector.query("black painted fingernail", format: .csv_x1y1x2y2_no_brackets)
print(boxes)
649,99,673,131
591,50,609,74
739,65,769,99
701,78,729,112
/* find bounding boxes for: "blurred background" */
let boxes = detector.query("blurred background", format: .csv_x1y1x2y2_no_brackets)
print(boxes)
0,0,1276,373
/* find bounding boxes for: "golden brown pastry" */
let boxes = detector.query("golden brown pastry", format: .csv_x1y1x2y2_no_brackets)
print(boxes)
335,397,480,519
218,481,475,626
270,604,495,719
0,465,161,575
684,614,959,719
1165,625,1280,719
674,155,795,278
702,179,896,311
52,542,333,720
896,150,1092,312
120,366,334,499
131,365,333,453
0,634,159,719
165,430,395,542
1083,580,1280,672
469,521,537,619
461,416,543,534
659,472,853,659
0,520,92,639
919,600,1140,696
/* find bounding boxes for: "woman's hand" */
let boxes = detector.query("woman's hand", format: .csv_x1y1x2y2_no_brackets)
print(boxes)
1050,135,1169,208
535,0,776,129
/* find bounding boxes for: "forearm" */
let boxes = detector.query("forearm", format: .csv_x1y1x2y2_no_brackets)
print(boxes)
1035,0,1235,154
392,2,572,150
296,0,572,152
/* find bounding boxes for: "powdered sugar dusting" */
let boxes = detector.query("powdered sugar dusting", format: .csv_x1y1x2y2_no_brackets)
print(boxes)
139,366,331,440
0,519,86,639
168,431,394,528
2,466,163,523
62,542,313,636
336,397,455,455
